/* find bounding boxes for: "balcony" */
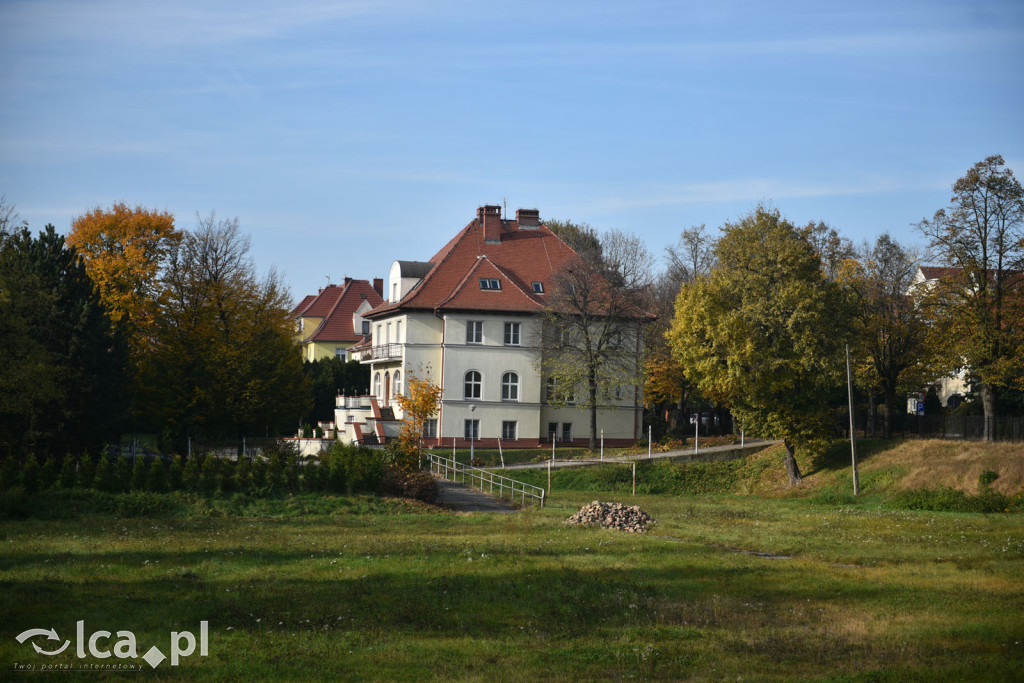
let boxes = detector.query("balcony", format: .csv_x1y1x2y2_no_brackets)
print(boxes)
369,343,403,361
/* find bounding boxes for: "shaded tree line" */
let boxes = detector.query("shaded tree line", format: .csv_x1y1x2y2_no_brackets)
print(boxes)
1,202,312,462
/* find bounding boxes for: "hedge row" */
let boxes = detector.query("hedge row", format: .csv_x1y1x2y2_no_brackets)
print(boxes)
0,442,436,503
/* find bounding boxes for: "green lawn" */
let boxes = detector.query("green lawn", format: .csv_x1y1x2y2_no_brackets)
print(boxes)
1,488,1022,681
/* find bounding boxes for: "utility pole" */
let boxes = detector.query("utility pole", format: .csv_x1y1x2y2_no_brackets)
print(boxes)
846,344,860,496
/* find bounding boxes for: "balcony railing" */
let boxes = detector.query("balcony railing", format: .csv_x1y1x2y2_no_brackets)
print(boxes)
369,343,403,360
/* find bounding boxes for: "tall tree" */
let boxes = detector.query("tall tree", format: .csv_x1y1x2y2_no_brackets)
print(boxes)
841,234,929,438
0,225,128,458
137,214,310,447
540,228,654,448
916,155,1024,439
802,220,856,281
646,225,717,431
668,206,852,485
67,203,182,340
303,356,371,424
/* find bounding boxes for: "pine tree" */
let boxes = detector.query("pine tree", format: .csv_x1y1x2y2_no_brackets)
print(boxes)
130,456,148,491
146,458,169,493
58,455,77,489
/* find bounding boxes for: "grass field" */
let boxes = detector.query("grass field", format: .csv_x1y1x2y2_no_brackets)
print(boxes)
1,440,1023,681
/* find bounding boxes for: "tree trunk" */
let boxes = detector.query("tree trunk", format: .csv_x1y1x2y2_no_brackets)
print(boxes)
980,383,997,442
883,387,896,441
783,440,802,486
588,377,598,450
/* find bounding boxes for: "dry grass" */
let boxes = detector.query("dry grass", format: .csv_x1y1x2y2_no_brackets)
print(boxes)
748,439,1024,497
863,440,1024,495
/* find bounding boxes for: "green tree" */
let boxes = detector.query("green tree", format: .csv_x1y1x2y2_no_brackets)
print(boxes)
0,226,128,458
303,356,370,423
668,206,853,485
136,214,311,447
916,155,1024,440
540,228,655,448
840,234,930,438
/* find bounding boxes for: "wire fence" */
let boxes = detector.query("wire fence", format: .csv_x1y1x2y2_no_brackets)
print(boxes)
897,415,1024,443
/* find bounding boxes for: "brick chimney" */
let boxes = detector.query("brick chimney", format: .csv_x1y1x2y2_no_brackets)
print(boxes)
516,208,540,229
372,278,383,298
477,205,503,244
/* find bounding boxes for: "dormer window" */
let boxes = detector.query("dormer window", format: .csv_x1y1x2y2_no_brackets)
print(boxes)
532,282,544,294
480,278,501,290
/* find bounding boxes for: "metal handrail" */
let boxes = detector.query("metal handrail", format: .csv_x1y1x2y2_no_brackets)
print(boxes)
428,453,545,508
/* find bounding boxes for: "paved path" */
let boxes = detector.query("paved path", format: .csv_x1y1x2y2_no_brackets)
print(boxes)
497,439,777,471
434,478,517,513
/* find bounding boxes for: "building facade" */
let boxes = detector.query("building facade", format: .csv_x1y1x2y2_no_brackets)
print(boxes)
342,205,645,448
291,277,385,362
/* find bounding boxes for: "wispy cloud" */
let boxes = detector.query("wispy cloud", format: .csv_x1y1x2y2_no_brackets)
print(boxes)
592,174,947,212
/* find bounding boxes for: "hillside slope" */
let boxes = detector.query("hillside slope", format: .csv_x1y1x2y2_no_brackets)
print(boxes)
750,438,1024,498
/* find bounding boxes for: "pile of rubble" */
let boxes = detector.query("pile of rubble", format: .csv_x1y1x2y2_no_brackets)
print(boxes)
564,501,654,534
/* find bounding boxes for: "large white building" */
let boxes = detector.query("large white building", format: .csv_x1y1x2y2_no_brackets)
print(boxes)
338,205,645,448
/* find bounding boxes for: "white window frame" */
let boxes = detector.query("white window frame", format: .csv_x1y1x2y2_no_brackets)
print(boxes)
394,370,402,396
423,419,437,438
464,419,480,440
504,322,521,346
466,320,483,344
464,370,482,400
501,372,519,402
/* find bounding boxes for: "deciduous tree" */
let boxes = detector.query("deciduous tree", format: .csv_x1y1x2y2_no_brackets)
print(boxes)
393,368,442,468
916,155,1024,439
668,206,852,485
136,213,309,447
67,203,181,339
540,228,654,448
841,234,930,438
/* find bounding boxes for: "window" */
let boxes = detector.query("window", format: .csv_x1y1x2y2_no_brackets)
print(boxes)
392,282,398,301
479,278,501,290
374,373,381,398
466,320,483,344
361,321,370,335
335,347,345,359
396,321,402,343
423,419,437,438
502,421,517,441
501,372,519,401
393,370,402,396
562,423,572,443
548,423,558,441
546,377,575,404
504,322,521,346
464,371,481,399
532,281,544,294
464,419,480,440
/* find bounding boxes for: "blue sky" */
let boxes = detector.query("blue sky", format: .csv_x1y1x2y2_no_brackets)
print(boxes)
2,0,1022,302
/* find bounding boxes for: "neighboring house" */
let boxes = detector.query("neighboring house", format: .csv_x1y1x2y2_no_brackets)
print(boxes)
291,277,385,362
336,205,645,448
907,265,1024,411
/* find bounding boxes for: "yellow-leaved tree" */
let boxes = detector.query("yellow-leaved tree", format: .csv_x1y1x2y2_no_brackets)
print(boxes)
393,368,442,469
67,202,181,344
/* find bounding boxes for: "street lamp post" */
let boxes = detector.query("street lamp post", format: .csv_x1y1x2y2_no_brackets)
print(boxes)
469,404,476,464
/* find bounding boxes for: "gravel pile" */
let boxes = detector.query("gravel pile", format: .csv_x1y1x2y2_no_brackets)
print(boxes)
564,501,654,533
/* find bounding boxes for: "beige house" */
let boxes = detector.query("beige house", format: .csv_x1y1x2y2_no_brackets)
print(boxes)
336,205,645,448
291,278,384,362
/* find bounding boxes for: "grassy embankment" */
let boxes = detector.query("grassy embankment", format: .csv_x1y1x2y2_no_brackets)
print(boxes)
1,439,1022,681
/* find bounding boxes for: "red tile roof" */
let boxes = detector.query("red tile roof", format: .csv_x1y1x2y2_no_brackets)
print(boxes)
366,207,578,318
293,279,384,343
